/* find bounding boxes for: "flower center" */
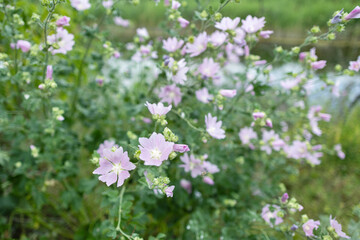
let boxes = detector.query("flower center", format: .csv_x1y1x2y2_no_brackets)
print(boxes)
151,148,162,160
207,127,215,134
112,163,123,174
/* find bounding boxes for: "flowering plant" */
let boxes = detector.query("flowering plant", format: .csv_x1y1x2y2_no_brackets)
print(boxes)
1,0,360,239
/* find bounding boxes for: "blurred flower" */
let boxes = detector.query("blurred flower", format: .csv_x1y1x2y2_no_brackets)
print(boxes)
261,204,283,227
102,0,113,8
205,113,225,139
163,37,184,52
145,102,172,116
169,58,189,84
178,17,189,28
219,89,236,98
180,179,192,193
198,58,220,79
171,0,181,9
46,65,53,80
259,30,273,39
241,15,265,33
311,60,327,70
114,16,129,27
70,0,91,11
97,140,118,157
215,17,240,31
196,88,213,103
330,216,350,239
139,133,174,166
281,193,289,203
165,185,175,197
173,144,190,153
48,28,75,55
186,32,207,57
16,40,31,53
331,9,344,24
56,16,70,27
203,176,214,185
239,127,257,145
209,31,227,47
302,219,320,237
158,84,182,106
349,56,360,72
180,153,204,178
334,144,345,159
345,6,360,20
93,147,136,187
136,28,149,41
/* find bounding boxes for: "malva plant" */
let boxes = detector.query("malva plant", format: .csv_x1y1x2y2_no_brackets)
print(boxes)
1,0,360,239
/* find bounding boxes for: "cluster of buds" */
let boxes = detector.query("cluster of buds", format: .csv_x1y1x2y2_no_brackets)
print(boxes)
102,41,120,59
52,107,64,121
145,171,175,197
163,127,178,142
252,110,272,128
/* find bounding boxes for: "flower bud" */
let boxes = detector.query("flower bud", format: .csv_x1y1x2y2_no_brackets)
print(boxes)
327,33,336,40
200,10,208,19
214,13,222,21
311,25,320,33
291,46,300,54
169,152,177,160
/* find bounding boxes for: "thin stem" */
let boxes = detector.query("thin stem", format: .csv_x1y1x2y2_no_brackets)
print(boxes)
116,186,132,239
42,2,56,81
172,110,204,133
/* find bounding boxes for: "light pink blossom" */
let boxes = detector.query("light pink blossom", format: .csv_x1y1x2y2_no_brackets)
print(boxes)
219,89,237,98
330,216,350,239
198,58,220,78
178,17,189,28
114,17,130,27
102,0,113,8
158,84,182,106
185,32,207,57
205,113,225,139
349,56,360,72
334,144,345,159
171,0,181,9
203,176,214,185
345,6,360,20
241,15,266,33
93,147,136,187
196,88,213,103
16,40,31,53
70,0,91,11
46,65,53,80
173,144,190,153
165,185,175,197
180,179,192,193
215,17,240,31
209,31,227,47
139,133,174,166
163,37,184,52
56,16,70,27
239,127,257,145
311,60,326,70
145,102,172,116
261,204,283,227
302,219,320,237
48,28,75,55
259,30,273,39
97,140,119,157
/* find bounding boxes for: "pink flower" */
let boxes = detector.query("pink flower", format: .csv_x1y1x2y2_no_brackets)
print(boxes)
253,112,265,120
311,60,326,70
198,58,220,78
266,119,273,128
180,153,204,178
299,52,307,61
163,37,184,52
173,144,190,153
302,219,320,237
261,204,283,227
46,65,53,80
241,15,266,33
145,101,172,116
215,17,240,31
93,147,136,187
97,140,119,157
114,17,129,27
102,0,113,8
259,30,273,39
165,185,175,197
280,77,301,90
330,216,350,239
113,51,121,58
334,144,345,159
254,60,267,66
219,89,236,98
136,28,149,40
16,40,31,53
171,0,181,9
239,127,257,145
209,31,227,47
349,56,360,72
234,28,246,45
177,17,189,28
56,16,70,27
57,116,64,121
281,193,289,203
205,113,225,139
185,32,207,57
158,84,182,106
196,88,213,103
169,58,189,84
139,133,174,166
203,176,214,185
48,28,75,55
70,0,91,11
180,179,192,193
345,6,360,20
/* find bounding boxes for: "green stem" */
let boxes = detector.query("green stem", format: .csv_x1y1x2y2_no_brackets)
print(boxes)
42,2,56,81
116,186,132,239
172,110,204,133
